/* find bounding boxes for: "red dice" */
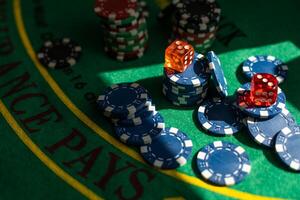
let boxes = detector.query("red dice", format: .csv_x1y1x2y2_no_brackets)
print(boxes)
250,73,278,107
164,40,194,73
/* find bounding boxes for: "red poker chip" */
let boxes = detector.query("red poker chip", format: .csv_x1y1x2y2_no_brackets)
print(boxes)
94,0,138,20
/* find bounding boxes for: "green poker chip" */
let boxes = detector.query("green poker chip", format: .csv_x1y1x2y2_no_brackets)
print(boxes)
105,31,148,47
108,34,148,53
106,19,147,39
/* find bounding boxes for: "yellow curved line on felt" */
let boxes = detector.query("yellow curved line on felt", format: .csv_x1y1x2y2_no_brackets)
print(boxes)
12,0,284,199
0,100,103,200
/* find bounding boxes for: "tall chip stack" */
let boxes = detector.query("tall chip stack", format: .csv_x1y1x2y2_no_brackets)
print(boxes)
170,0,221,52
94,0,149,61
162,40,210,107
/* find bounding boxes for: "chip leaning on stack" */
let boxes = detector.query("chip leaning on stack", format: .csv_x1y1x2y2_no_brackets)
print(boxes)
170,0,221,52
94,0,149,61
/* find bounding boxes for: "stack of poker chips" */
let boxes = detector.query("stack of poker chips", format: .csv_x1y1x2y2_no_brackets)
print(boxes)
97,82,194,169
170,0,221,52
162,53,210,106
94,0,149,61
97,83,165,146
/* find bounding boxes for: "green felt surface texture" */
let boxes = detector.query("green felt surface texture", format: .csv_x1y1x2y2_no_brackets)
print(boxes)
1,0,300,199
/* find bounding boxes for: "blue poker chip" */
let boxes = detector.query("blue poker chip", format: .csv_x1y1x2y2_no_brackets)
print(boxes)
112,101,155,126
97,83,151,118
164,53,210,88
275,125,300,171
236,83,286,119
207,51,229,97
162,79,208,95
114,112,165,146
242,55,288,84
247,107,296,147
140,127,193,169
197,98,244,135
162,83,208,99
162,85,208,106
196,141,251,186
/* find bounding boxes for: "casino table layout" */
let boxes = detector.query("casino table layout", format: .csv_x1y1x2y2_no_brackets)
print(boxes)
1,0,300,199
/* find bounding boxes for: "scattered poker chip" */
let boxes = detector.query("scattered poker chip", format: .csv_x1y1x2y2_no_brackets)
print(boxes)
196,141,251,186
97,83,151,118
140,127,193,169
37,37,82,69
275,125,300,171
242,55,288,84
94,0,138,20
164,53,210,88
237,83,286,119
197,98,244,135
114,112,165,146
247,107,296,147
207,51,229,97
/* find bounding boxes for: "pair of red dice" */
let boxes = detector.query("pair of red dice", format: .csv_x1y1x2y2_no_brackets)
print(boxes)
239,73,278,107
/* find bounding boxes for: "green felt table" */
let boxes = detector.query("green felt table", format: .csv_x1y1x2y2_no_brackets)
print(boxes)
1,0,300,199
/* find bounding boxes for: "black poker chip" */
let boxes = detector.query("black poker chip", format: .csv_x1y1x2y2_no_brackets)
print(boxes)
37,37,82,69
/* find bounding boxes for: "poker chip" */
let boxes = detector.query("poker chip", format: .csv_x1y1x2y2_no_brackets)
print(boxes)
140,127,193,169
107,19,147,38
173,26,217,40
37,37,82,69
104,45,147,61
196,141,251,186
112,103,155,127
108,34,148,53
242,55,288,84
114,112,165,146
164,53,210,88
236,83,286,119
163,85,208,106
97,83,151,118
197,98,244,135
162,81,207,95
275,125,300,171
207,51,229,97
104,16,146,33
247,107,296,147
94,0,138,20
